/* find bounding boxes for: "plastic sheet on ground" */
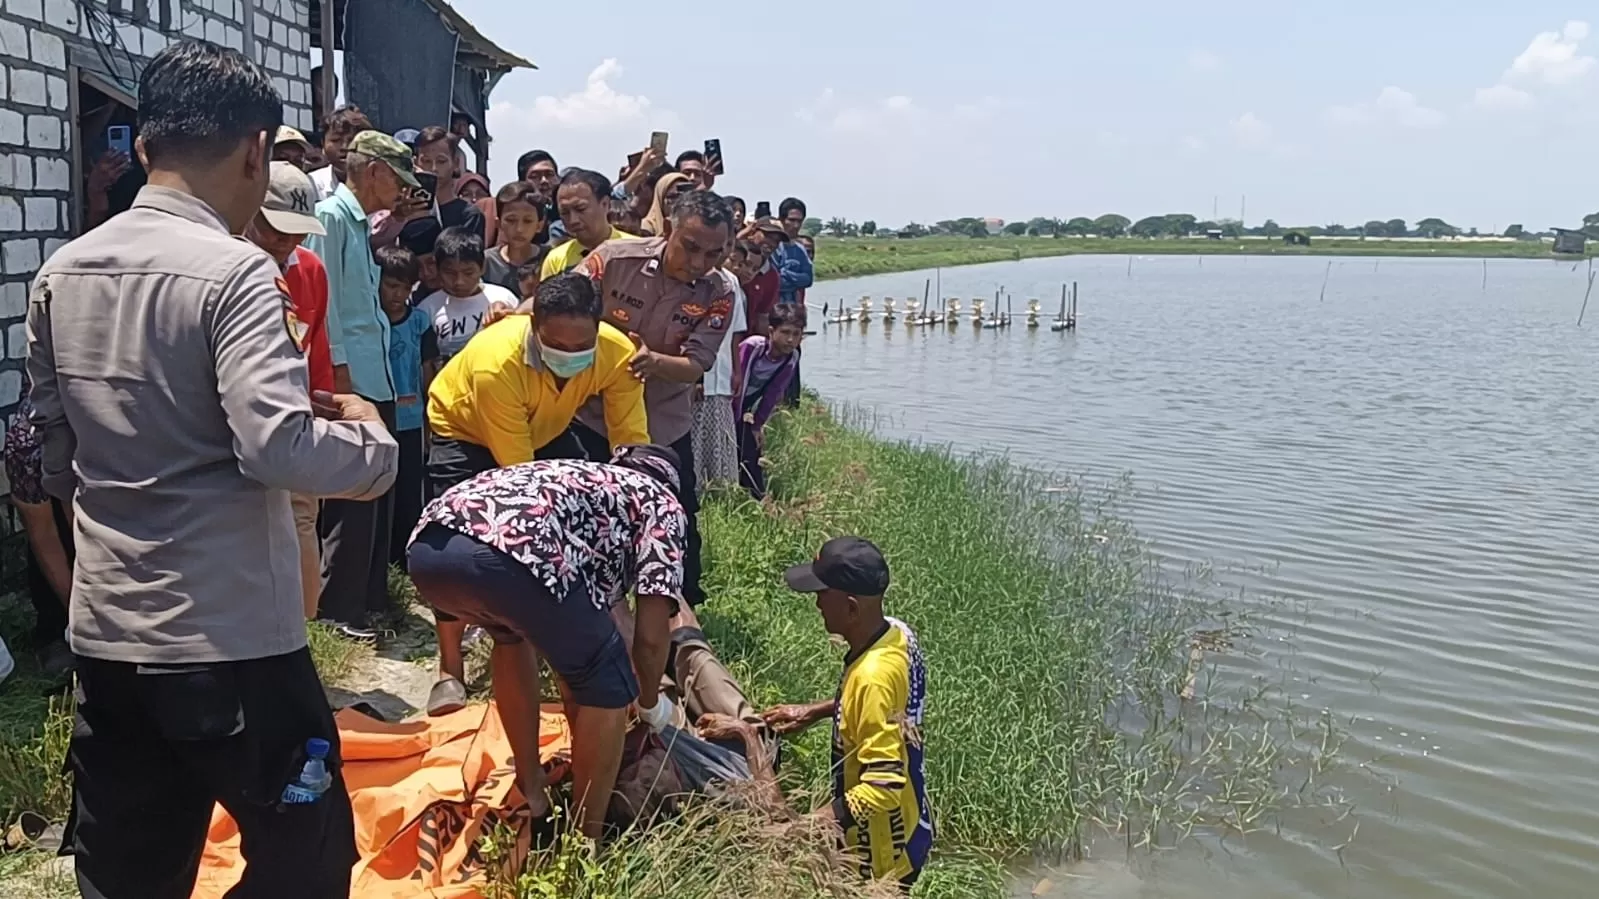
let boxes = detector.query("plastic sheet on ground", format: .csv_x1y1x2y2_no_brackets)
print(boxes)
192,702,571,899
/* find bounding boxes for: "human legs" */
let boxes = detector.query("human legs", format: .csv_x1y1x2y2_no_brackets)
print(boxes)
736,416,767,499
490,641,548,813
668,430,706,606
318,399,396,630
388,427,426,567
420,437,500,712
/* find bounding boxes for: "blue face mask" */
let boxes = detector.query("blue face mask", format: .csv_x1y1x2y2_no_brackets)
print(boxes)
539,342,596,378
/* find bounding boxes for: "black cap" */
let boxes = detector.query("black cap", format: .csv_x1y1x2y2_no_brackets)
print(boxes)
784,537,890,596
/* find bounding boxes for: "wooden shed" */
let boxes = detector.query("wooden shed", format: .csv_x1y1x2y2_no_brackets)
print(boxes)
1552,228,1587,255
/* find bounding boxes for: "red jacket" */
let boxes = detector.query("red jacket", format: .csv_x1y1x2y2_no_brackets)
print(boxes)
743,263,780,333
282,246,334,395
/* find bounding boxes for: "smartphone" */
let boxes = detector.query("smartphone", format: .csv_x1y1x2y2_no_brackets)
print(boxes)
755,200,772,219
409,170,438,207
107,125,132,155
626,150,643,170
703,138,724,175
649,131,669,155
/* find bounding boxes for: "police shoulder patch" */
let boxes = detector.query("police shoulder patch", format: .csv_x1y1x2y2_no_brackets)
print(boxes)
278,276,308,354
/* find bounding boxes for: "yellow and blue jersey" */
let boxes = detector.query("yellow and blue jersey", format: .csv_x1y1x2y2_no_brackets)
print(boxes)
831,617,933,882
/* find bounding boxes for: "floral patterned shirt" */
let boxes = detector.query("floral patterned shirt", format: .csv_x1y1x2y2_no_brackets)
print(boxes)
3,392,45,505
414,459,687,611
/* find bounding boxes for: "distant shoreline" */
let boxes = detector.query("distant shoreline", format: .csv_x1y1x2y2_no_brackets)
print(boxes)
812,235,1593,281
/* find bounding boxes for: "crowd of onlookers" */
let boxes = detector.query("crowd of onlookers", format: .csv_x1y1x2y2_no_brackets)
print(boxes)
4,41,932,897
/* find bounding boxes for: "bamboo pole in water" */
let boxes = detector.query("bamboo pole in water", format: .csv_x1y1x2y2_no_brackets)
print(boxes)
921,279,931,320
1319,260,1333,302
1579,270,1595,326
1482,258,1488,291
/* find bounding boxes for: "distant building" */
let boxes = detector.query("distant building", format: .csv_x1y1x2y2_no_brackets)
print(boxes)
1205,229,1224,240
984,217,1004,235
1551,228,1588,255
1283,231,1311,247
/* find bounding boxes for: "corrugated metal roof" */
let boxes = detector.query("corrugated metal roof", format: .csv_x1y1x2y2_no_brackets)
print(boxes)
311,0,534,72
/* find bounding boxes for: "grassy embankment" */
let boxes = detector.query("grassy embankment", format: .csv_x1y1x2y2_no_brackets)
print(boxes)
812,234,1590,279
0,403,1342,897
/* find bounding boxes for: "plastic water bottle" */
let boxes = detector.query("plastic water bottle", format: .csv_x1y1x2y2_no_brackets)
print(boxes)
281,738,333,804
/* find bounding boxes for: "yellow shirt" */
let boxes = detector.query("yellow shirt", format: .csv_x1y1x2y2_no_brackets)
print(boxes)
540,227,638,281
426,315,648,466
833,619,933,882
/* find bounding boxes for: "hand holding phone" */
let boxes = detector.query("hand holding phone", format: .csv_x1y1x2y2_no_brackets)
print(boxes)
649,131,669,155
107,125,132,156
754,200,772,219
703,138,724,175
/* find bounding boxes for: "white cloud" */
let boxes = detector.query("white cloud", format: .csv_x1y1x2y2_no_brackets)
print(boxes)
510,59,662,129
795,90,1010,137
883,95,914,112
1229,112,1274,148
1473,83,1534,110
1506,20,1594,86
1180,135,1206,152
1324,87,1445,129
1187,49,1223,73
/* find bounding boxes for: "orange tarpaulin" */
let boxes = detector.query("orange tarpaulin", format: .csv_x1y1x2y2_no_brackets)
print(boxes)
193,703,571,899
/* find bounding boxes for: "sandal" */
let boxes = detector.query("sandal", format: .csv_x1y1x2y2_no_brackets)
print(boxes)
426,676,468,717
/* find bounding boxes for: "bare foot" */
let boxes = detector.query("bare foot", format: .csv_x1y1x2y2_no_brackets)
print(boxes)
521,768,551,818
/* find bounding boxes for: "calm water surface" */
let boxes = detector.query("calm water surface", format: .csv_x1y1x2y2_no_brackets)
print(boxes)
799,254,1599,899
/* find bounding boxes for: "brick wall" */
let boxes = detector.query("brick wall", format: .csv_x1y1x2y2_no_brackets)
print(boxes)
0,0,314,544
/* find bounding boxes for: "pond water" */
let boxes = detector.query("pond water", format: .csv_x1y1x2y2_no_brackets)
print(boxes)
799,254,1599,899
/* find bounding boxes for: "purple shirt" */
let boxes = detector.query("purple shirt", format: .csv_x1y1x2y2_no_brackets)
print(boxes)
735,336,800,427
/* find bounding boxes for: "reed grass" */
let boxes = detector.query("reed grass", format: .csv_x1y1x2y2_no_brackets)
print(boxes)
813,234,1580,280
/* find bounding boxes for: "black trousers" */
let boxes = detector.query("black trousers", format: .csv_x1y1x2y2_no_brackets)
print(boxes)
388,427,426,567
572,424,705,606
782,352,801,407
318,399,397,624
67,648,356,899
735,417,767,500
24,496,73,645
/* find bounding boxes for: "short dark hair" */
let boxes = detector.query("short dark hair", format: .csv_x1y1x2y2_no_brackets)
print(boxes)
779,197,807,220
770,303,808,330
725,196,746,214
136,41,282,166
415,125,454,151
322,105,372,141
668,189,734,233
558,168,612,203
517,149,556,179
375,245,420,284
399,216,442,256
434,226,485,267
495,180,544,218
534,270,602,321
675,150,704,169
734,239,762,258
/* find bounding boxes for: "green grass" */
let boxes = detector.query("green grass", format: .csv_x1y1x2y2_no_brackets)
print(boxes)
0,402,1344,897
813,234,1590,279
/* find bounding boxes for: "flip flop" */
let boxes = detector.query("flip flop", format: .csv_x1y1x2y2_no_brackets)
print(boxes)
426,676,468,717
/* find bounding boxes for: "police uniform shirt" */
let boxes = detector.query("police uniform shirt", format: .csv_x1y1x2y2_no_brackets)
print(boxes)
26,186,399,665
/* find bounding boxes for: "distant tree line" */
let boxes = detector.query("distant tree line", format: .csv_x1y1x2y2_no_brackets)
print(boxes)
804,214,1561,241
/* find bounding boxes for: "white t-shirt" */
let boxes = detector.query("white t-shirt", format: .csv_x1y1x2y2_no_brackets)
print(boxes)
416,284,518,360
703,271,749,397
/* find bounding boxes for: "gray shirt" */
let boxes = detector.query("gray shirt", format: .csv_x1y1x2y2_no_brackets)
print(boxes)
26,185,398,665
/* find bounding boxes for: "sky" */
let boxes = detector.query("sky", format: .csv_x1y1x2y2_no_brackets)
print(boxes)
446,0,1599,233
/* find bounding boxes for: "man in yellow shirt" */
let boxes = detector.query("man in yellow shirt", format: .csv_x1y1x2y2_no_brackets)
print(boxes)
764,537,934,888
540,168,637,280
422,270,648,712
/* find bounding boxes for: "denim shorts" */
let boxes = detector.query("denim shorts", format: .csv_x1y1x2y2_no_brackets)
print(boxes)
406,523,639,709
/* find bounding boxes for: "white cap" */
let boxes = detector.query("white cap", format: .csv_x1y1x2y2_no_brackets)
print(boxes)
260,161,325,236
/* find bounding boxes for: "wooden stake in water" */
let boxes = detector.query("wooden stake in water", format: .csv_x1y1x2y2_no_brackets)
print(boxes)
1127,256,1133,278
1482,258,1488,291
1058,283,1067,320
1319,260,1333,302
1579,270,1595,326
921,278,931,320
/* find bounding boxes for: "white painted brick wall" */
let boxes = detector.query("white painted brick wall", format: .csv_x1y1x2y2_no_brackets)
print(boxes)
25,114,58,149
10,67,44,105
23,195,54,231
0,108,22,145
0,196,19,232
41,0,75,31
224,25,241,50
9,154,30,190
29,28,62,67
2,239,41,276
142,27,166,55
0,19,26,58
204,17,223,45
270,20,284,45
0,283,25,319
45,73,63,109
115,21,140,54
42,237,65,258
0,369,21,407
7,322,27,359
34,155,65,190
7,0,41,24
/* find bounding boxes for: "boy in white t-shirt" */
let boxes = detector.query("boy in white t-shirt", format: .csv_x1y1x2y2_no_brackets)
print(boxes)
415,226,518,362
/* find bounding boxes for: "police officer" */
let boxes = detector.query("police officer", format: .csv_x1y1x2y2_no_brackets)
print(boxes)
25,43,396,899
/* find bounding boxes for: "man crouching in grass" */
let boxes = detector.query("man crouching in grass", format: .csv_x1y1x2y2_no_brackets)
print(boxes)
611,537,933,891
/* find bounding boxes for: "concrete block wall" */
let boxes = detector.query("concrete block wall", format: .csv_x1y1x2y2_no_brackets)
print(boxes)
0,0,313,508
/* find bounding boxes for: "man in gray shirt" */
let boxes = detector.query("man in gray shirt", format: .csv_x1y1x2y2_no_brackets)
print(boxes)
25,42,394,899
